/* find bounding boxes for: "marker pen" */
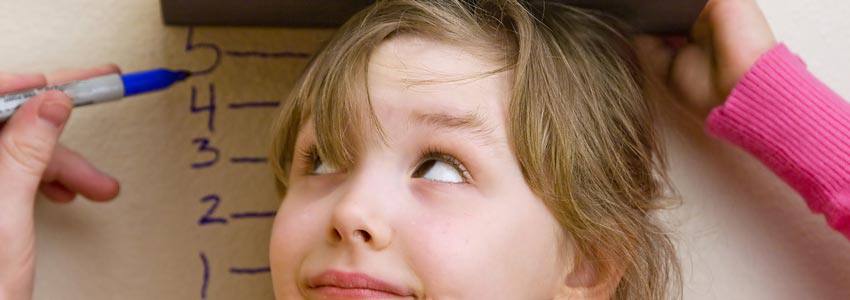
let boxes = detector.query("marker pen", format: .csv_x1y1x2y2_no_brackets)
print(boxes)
0,68,191,122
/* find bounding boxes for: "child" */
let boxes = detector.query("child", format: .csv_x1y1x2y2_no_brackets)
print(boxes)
267,0,679,298
1,0,847,299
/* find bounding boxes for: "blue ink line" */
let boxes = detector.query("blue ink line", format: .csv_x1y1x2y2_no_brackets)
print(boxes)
230,211,277,219
228,101,279,109
230,157,268,164
229,266,271,275
224,50,311,59
200,252,210,300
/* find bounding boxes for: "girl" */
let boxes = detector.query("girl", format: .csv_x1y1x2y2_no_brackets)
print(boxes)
1,0,847,299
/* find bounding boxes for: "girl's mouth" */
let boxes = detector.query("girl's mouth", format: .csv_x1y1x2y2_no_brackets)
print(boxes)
307,270,415,299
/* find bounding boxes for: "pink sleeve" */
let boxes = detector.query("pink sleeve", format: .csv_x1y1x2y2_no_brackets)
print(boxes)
705,43,850,239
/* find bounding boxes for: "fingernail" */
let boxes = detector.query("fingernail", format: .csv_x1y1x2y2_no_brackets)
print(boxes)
38,93,71,128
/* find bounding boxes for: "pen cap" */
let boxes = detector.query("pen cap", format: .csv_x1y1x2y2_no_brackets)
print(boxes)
122,69,189,97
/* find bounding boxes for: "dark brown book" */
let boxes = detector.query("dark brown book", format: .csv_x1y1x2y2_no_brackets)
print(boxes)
161,0,706,34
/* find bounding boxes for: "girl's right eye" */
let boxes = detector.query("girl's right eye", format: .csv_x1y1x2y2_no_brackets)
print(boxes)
300,145,339,175
312,153,338,174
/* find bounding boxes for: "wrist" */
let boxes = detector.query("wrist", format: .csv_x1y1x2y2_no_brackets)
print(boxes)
0,251,35,300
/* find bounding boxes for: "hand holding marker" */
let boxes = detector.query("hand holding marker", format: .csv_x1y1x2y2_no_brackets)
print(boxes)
0,68,192,121
0,65,191,299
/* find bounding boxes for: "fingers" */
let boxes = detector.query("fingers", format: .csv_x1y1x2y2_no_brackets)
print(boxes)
0,90,71,222
39,182,77,203
669,44,717,117
632,35,675,81
690,0,716,52
0,63,119,95
46,64,121,85
0,64,122,204
41,145,120,202
0,72,47,94
706,0,776,92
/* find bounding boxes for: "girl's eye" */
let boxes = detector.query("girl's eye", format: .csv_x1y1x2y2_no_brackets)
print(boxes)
312,154,338,175
412,153,470,184
300,145,339,175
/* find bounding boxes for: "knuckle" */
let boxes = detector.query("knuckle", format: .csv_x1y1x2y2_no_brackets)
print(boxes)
0,133,52,176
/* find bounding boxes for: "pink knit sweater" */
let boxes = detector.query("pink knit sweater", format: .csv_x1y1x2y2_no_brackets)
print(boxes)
706,43,850,239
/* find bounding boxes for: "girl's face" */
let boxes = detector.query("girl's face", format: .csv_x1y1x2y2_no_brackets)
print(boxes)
270,35,572,299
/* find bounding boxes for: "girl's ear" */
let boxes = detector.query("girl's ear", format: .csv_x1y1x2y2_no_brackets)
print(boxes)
554,255,624,300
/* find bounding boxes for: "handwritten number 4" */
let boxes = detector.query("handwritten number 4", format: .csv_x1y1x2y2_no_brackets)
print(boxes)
190,84,216,132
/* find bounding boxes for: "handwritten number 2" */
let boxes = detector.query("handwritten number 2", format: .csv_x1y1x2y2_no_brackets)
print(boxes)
199,194,227,226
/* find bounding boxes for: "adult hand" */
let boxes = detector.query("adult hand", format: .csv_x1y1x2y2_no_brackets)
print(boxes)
0,65,121,300
634,0,778,118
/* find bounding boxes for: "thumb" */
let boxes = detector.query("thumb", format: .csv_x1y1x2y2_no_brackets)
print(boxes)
0,90,71,300
0,90,72,300
0,90,72,209
668,44,720,118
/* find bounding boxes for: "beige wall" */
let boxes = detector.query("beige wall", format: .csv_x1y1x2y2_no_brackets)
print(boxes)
0,0,847,299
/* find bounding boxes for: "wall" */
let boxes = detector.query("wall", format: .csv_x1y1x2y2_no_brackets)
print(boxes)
0,0,846,299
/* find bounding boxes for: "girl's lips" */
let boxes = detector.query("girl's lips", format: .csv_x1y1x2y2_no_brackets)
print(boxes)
307,270,414,298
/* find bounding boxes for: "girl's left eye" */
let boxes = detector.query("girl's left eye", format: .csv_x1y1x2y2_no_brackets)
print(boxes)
412,153,470,184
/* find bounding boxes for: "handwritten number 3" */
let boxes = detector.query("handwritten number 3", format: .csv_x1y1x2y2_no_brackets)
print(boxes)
191,138,220,169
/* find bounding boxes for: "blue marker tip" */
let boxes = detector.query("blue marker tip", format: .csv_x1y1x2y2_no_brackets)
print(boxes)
121,69,192,97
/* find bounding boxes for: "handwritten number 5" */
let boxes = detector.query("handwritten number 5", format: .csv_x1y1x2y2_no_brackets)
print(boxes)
185,27,222,75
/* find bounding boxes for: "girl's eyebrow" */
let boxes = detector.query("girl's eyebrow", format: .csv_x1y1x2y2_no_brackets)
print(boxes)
411,110,498,146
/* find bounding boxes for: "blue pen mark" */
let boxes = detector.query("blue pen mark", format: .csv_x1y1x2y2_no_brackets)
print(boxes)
228,100,280,109
229,266,271,275
185,27,223,76
230,157,268,164
230,211,277,219
225,50,311,59
200,252,210,300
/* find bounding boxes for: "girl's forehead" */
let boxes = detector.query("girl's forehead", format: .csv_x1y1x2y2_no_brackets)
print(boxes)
295,35,513,153
366,35,513,128
368,34,507,85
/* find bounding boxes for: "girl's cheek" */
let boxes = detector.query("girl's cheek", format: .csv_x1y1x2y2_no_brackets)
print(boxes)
269,191,330,290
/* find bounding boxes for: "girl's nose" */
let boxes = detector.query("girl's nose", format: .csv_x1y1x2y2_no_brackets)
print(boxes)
327,179,394,250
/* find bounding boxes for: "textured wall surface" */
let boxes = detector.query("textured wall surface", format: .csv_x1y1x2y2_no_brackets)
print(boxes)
0,0,846,299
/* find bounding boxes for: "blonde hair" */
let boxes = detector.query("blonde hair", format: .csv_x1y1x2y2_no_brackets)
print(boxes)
269,0,680,298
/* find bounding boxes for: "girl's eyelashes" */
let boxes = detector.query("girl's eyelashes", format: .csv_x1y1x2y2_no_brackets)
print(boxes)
296,144,339,175
412,146,473,184
296,143,473,184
